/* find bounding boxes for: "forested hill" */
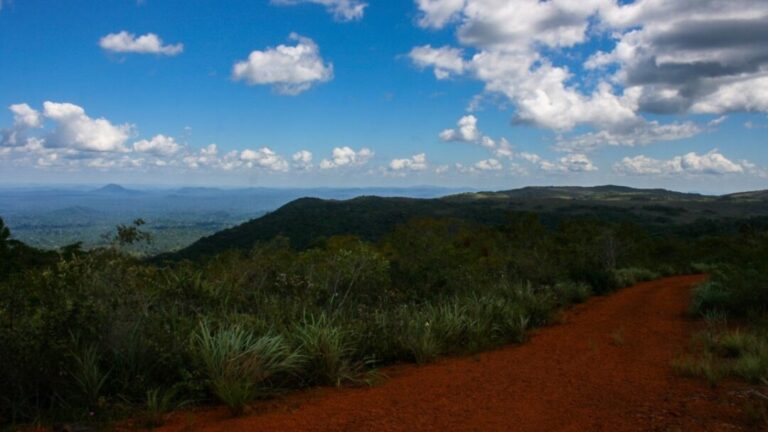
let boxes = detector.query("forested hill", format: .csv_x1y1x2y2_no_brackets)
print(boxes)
160,185,768,261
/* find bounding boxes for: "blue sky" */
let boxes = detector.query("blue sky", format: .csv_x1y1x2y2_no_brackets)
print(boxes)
0,0,766,193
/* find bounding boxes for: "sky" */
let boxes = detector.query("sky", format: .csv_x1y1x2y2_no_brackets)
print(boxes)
0,0,766,193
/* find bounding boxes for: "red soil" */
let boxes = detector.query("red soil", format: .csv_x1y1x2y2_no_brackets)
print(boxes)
151,275,751,431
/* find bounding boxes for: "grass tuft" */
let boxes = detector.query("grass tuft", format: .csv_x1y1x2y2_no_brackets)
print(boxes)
192,321,303,416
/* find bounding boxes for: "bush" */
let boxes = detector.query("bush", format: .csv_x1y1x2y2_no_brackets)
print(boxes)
613,267,660,288
293,314,363,387
690,281,730,316
68,343,110,412
398,306,447,365
571,268,620,295
676,327,768,385
691,269,768,317
192,322,302,415
552,282,592,305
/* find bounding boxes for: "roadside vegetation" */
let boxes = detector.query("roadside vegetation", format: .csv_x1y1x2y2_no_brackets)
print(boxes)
672,227,768,426
0,212,764,428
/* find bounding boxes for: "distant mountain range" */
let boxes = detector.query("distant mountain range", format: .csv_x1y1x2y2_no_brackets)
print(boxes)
162,185,768,261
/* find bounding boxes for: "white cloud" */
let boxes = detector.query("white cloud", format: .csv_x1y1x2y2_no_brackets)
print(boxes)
439,114,480,142
99,31,183,56
133,134,182,156
292,150,313,169
439,114,514,159
240,147,289,171
232,33,333,95
409,45,466,79
439,0,604,50
518,151,598,173
555,121,701,153
557,153,598,172
707,116,728,127
319,146,373,169
591,0,768,115
410,0,768,148
614,150,747,176
271,0,367,21
2,103,43,147
389,153,428,171
43,102,133,152
415,0,465,29
10,103,42,129
474,158,502,171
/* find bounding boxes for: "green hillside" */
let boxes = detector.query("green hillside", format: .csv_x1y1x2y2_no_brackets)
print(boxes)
162,185,768,261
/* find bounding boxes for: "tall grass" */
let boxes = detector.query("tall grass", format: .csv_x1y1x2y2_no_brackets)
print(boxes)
69,344,110,411
293,313,364,386
192,322,303,415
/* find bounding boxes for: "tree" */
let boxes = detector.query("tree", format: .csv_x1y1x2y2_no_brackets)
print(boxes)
0,217,10,249
0,217,10,279
108,218,152,248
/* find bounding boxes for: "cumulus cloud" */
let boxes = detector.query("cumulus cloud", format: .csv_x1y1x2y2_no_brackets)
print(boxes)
1,104,43,147
409,45,466,79
10,103,42,129
43,102,133,152
271,0,367,21
556,121,702,153
389,153,428,171
99,31,183,56
518,151,598,173
0,103,304,174
133,134,182,156
474,158,502,171
590,0,768,115
411,0,768,149
415,0,465,29
292,150,313,169
614,150,746,176
440,115,514,158
557,153,599,172
439,114,481,142
319,146,373,169
232,33,333,95
240,147,289,171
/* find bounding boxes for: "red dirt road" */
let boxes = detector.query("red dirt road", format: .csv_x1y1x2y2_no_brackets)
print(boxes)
156,275,748,431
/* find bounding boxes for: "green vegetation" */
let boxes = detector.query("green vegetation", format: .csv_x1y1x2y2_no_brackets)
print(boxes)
162,186,768,261
1,186,767,428
193,322,303,415
674,222,768,403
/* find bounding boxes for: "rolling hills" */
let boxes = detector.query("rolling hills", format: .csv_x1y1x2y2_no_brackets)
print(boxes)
163,185,768,261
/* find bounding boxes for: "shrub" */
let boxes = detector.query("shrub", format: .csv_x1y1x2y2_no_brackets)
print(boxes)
612,268,660,288
293,314,362,387
192,322,302,415
676,327,768,386
691,268,768,317
690,281,730,316
398,307,446,365
68,343,110,412
552,282,592,305
571,268,620,295
142,386,185,428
